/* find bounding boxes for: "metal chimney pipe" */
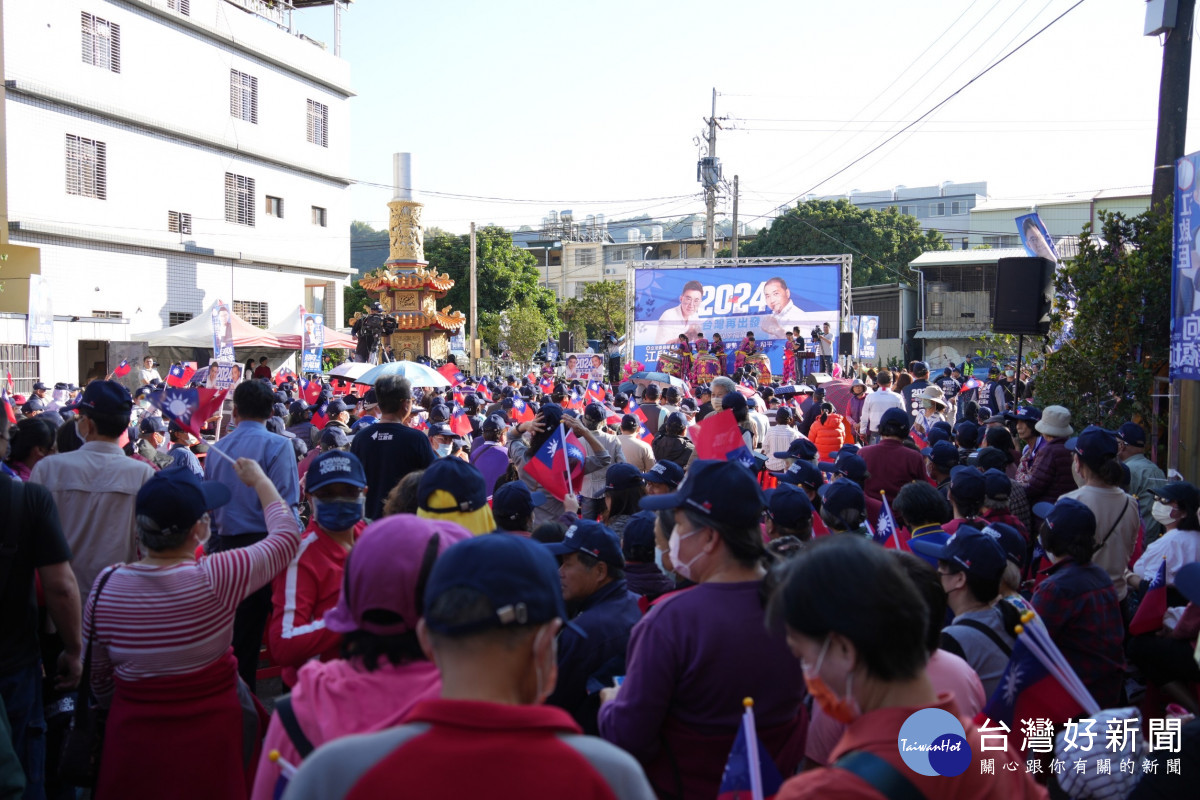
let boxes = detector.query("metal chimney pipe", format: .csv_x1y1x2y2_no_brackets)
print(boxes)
392,153,413,201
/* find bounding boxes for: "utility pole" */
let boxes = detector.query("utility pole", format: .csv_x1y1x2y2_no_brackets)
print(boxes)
1152,0,1196,477
704,88,718,260
469,222,478,376
731,175,739,261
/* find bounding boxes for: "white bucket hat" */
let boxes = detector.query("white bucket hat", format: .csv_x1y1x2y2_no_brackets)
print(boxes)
1034,405,1073,438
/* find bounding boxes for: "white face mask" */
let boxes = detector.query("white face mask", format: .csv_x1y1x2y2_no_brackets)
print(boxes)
668,526,704,581
1152,501,1176,527
653,546,669,576
436,443,452,458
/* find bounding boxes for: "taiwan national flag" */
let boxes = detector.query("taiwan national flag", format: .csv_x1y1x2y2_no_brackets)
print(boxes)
476,383,493,402
960,377,983,394
311,401,330,431
565,389,585,412
585,380,605,404
695,409,753,469
301,378,322,405
540,376,556,394
909,428,929,451
113,359,132,378
274,367,297,386
1129,559,1168,635
509,398,535,424
717,701,783,800
166,363,195,388
875,492,908,551
978,633,1084,728
1,387,15,425
632,405,654,443
604,405,624,427
449,405,474,437
438,364,466,386
522,424,585,501
149,387,227,438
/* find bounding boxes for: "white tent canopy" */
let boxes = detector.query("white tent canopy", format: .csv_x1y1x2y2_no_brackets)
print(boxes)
133,302,284,349
266,304,356,350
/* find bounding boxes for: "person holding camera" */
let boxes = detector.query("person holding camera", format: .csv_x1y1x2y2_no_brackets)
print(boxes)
816,322,833,374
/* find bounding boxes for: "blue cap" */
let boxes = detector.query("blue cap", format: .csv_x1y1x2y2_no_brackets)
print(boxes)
910,526,1007,580
982,468,1011,500
427,422,457,440
819,453,868,484
289,399,308,415
921,440,960,470
320,426,350,448
954,420,980,447
306,450,367,493
545,519,624,570
621,511,658,557
774,437,819,461
926,427,951,447
538,403,564,428
1032,497,1097,536
817,480,865,518
1004,405,1042,423
138,415,167,435
429,404,450,423
774,459,824,489
879,407,911,434
491,481,546,524
136,466,231,532
765,484,814,527
423,533,581,636
1065,425,1118,461
605,462,645,492
1115,422,1146,448
326,398,351,415
642,459,684,488
65,379,133,417
949,465,986,503
417,458,488,513
826,444,860,460
980,521,1026,567
1150,481,1199,510
640,459,765,528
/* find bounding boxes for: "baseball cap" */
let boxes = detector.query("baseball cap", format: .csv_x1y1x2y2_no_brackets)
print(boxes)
820,453,868,484
360,389,378,408
975,446,1013,472
65,380,133,417
423,533,581,636
982,468,1012,501
320,426,350,448
538,403,564,428
138,415,168,435
910,527,1006,581
605,462,645,492
774,437,819,461
1032,497,1097,535
491,482,547,524
417,457,487,513
640,459,765,528
1004,406,1042,423
826,444,860,460
583,403,607,424
428,404,451,423
775,459,824,490
984,414,1007,426
775,407,792,424
306,450,367,494
33,381,47,391
720,391,748,414
765,484,814,528
1150,481,1200,510
326,398,351,415
879,407,911,434
921,440,960,470
642,459,684,489
288,399,308,415
954,420,980,447
1114,422,1146,448
481,413,507,433
817,480,865,518
621,511,658,559
980,521,1026,568
926,427,951,447
133,386,154,400
949,465,986,503
324,515,472,636
136,465,231,533
427,422,457,440
545,519,624,570
1064,425,1119,461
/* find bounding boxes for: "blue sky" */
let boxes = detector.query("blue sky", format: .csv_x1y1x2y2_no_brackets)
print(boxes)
293,0,1197,234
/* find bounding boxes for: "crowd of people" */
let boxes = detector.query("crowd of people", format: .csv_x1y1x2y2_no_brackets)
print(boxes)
1,352,1197,800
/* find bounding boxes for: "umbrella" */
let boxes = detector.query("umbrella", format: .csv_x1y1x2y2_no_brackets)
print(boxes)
628,371,687,390
328,362,374,381
355,360,452,388
818,379,856,416
188,367,210,387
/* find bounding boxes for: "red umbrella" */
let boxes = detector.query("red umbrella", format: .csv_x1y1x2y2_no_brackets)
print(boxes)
818,379,856,416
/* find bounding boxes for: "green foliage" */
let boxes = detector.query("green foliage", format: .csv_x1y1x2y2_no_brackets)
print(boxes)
1035,206,1172,428
423,226,560,332
343,277,372,326
504,301,552,362
559,281,626,343
738,199,949,286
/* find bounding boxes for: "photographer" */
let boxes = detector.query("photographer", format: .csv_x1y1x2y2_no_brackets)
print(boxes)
350,303,398,364
816,322,833,374
604,331,621,384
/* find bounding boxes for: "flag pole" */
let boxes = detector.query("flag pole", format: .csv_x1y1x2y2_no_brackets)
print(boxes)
743,698,764,800
560,423,575,498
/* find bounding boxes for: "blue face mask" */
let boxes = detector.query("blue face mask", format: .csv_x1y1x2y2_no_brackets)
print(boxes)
436,443,453,458
313,497,363,532
654,546,668,575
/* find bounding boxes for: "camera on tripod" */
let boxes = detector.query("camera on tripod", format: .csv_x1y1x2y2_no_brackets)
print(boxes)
810,326,822,344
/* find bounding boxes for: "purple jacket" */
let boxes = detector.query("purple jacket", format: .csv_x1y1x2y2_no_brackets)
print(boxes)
1021,437,1076,507
469,441,510,497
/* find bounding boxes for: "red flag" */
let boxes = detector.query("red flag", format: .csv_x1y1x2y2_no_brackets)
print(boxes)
910,428,929,451
476,383,493,402
1,387,15,424
311,401,330,431
301,378,323,405
632,405,653,443
1129,559,1168,635
149,387,227,438
694,409,746,460
113,359,132,378
449,405,473,437
509,398,535,424
5,371,13,394
584,380,605,404
274,367,297,386
521,424,585,501
438,364,465,386
166,363,195,388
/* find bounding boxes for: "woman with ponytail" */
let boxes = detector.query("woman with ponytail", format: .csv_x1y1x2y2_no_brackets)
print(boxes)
809,402,845,457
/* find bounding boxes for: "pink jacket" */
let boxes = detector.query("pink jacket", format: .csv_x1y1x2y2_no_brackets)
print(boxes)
250,658,441,800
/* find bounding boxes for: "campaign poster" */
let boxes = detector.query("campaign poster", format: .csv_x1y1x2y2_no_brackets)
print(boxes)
631,265,841,375
26,273,53,347
301,313,324,373
211,301,235,364
207,358,244,391
1015,212,1059,263
1172,152,1200,379
858,315,879,361
564,352,605,381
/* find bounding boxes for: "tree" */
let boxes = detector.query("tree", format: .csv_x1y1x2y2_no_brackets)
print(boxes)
343,274,373,326
504,300,552,362
1034,207,1171,428
737,199,949,286
559,280,626,344
423,225,560,331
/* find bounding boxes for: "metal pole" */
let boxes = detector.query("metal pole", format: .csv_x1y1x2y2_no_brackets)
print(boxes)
731,175,739,261
704,88,717,261
0,0,8,247
470,222,478,377
333,1,342,58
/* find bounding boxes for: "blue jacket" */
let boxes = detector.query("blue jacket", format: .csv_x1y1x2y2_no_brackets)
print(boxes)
547,578,641,734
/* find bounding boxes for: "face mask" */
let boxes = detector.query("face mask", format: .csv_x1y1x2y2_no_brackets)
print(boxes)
1152,501,1176,527
668,526,704,581
653,546,668,575
75,420,89,447
802,637,860,724
436,443,453,458
313,497,363,532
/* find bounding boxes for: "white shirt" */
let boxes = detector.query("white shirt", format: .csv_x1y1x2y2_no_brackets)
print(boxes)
763,424,799,471
1132,527,1200,628
859,388,905,434
140,367,162,385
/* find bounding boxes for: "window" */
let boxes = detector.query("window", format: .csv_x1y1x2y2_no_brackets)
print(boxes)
167,0,190,14
951,200,967,214
230,70,258,124
224,172,255,226
168,311,194,326
574,249,596,266
306,99,328,147
311,205,327,227
91,310,123,320
900,205,916,216
929,202,946,217
168,210,193,235
233,300,269,328
81,13,120,73
66,134,107,199
266,195,283,218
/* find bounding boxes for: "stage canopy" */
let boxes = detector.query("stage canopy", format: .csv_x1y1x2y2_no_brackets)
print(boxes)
267,305,356,350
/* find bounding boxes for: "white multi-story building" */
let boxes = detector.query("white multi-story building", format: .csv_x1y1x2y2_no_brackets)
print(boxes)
1,0,352,387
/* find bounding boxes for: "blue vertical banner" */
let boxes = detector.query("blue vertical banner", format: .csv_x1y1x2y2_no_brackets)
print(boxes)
1173,153,1200,379
1015,212,1060,263
211,301,235,364
859,315,879,360
301,313,325,373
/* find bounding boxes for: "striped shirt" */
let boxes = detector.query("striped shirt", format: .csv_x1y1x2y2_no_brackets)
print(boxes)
83,501,301,703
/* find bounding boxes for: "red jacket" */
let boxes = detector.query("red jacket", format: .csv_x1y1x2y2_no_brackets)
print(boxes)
1020,437,1076,507
860,438,926,503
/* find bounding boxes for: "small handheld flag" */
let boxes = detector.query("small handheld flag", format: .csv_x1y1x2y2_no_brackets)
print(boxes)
875,491,906,551
718,698,782,800
149,387,226,439
113,359,132,378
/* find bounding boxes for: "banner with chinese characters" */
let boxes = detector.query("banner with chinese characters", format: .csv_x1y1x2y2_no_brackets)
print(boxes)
211,301,236,364
563,353,605,381
1172,153,1200,379
301,313,324,373
858,315,879,360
